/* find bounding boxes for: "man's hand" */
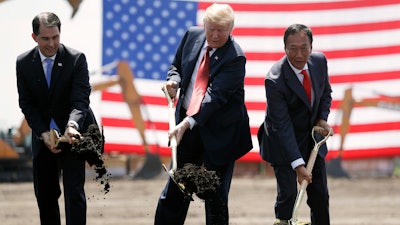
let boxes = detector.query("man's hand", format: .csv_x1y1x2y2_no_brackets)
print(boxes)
295,165,312,185
41,131,62,154
168,120,190,146
164,81,178,99
315,119,333,136
64,126,81,144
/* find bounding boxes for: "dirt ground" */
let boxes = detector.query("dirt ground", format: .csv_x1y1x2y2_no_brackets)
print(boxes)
0,163,399,225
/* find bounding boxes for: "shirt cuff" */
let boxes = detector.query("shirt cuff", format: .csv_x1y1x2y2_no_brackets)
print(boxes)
67,121,79,130
184,116,196,129
291,158,305,170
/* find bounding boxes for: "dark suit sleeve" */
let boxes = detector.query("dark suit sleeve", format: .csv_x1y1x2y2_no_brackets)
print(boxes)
67,53,92,130
194,55,246,126
16,53,49,136
167,28,191,85
315,54,332,122
265,69,303,163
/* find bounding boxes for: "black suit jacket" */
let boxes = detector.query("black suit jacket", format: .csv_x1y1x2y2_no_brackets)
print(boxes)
168,26,253,165
258,52,332,166
16,44,97,158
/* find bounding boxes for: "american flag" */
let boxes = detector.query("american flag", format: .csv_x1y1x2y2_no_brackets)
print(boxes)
100,0,400,162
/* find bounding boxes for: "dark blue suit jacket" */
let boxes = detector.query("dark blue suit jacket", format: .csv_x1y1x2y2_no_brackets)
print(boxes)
258,52,332,166
16,44,97,159
168,26,253,165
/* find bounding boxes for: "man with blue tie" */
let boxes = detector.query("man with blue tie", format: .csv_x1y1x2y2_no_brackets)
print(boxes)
257,24,333,225
16,12,97,225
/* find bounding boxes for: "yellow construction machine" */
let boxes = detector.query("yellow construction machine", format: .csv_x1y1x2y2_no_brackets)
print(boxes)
327,87,400,177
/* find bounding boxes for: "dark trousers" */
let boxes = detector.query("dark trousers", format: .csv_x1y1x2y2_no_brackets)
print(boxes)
33,145,86,225
273,156,330,225
154,123,235,225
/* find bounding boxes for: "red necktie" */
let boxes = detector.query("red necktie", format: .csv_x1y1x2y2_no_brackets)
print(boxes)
301,69,311,103
186,46,211,116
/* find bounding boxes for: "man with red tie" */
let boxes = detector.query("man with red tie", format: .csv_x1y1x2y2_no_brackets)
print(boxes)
257,24,333,225
155,3,252,225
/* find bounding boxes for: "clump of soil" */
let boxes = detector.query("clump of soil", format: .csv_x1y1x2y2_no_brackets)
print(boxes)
71,124,110,194
173,163,220,200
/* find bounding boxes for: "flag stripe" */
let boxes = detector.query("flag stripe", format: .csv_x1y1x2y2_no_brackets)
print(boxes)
199,0,400,12
245,70,400,85
233,20,400,36
245,45,400,61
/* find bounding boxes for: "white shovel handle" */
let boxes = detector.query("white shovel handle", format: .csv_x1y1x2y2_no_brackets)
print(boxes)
162,84,178,172
290,126,333,225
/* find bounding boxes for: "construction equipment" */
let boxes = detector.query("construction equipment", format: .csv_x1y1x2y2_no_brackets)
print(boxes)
115,61,162,179
0,119,32,182
327,87,400,177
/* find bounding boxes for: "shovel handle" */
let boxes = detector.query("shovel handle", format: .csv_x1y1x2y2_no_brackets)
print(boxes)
290,126,333,225
49,129,80,148
162,84,178,171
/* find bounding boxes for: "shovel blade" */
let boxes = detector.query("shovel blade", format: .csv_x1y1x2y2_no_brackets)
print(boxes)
162,164,194,201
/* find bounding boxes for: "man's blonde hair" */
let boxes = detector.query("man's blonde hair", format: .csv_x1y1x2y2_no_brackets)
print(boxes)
203,3,235,30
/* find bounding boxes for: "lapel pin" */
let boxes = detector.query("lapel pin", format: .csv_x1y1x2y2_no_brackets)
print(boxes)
58,63,62,67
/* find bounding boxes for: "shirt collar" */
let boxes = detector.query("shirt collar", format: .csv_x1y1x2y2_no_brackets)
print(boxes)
38,50,56,63
203,41,215,54
287,59,308,74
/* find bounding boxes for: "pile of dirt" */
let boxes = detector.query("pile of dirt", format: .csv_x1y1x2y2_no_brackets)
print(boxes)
173,163,220,200
71,124,110,194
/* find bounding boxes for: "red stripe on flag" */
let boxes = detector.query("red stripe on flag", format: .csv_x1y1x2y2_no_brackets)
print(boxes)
327,147,400,160
250,121,400,137
102,117,169,130
101,91,167,105
245,45,400,61
199,0,400,12
104,143,400,162
245,70,400,86
332,122,400,134
233,20,400,36
329,70,400,83
104,143,169,155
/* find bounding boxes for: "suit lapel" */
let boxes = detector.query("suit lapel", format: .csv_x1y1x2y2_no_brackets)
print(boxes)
32,48,50,92
49,45,65,93
283,59,312,110
190,36,205,65
208,35,232,79
308,59,318,103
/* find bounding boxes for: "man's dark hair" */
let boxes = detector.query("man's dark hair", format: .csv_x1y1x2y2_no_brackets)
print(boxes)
283,24,313,47
32,12,61,36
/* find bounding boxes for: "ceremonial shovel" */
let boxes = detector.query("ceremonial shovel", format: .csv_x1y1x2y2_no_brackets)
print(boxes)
161,84,192,198
289,126,333,225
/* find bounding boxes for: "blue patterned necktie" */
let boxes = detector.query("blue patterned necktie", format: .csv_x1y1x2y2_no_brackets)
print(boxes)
44,58,58,130
45,58,53,87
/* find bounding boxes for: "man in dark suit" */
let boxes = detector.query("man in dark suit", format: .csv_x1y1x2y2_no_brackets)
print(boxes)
257,24,333,225
16,12,96,225
155,3,253,225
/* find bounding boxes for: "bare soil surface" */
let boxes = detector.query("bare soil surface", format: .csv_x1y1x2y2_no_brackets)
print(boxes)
0,171,399,225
